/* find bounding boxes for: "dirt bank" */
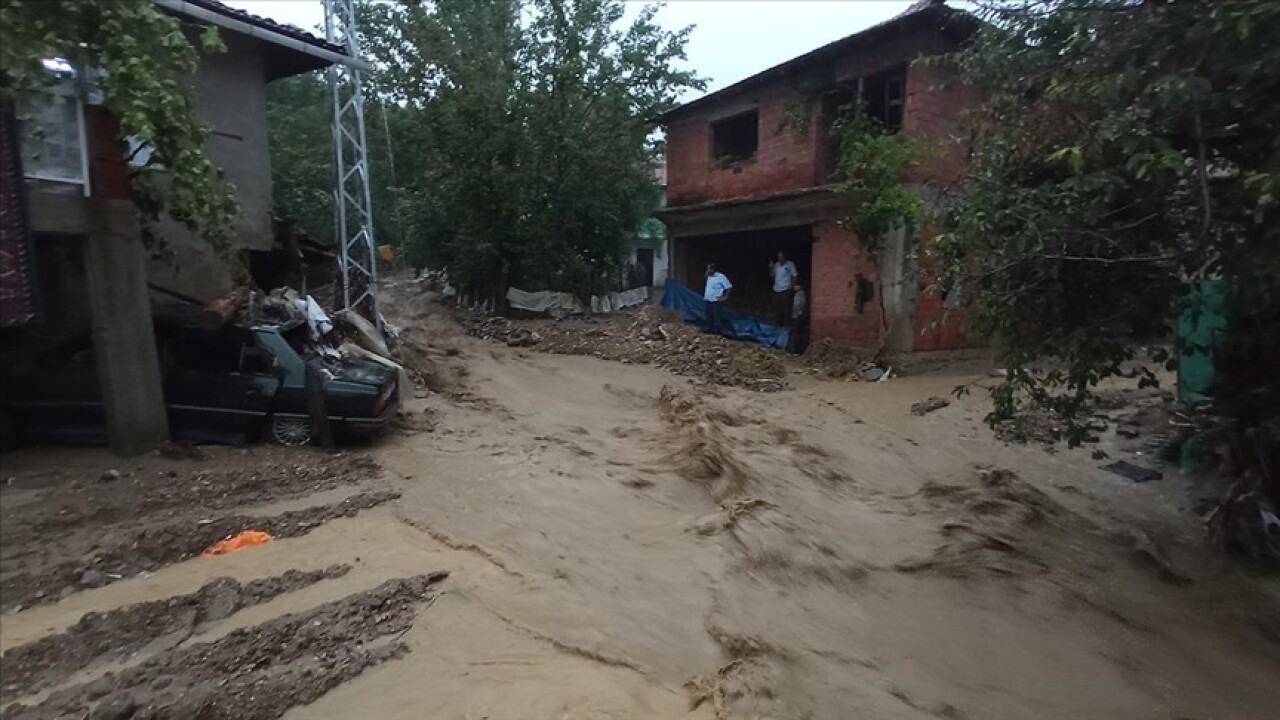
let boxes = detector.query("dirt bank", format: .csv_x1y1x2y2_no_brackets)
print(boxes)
1,490,398,611
1,566,351,702
4,574,446,720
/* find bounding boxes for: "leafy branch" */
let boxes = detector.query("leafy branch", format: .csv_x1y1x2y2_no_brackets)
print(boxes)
830,107,926,254
1,0,238,249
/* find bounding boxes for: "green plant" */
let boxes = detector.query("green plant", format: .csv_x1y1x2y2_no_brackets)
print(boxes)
1,0,237,248
350,0,703,303
830,107,926,254
936,0,1279,548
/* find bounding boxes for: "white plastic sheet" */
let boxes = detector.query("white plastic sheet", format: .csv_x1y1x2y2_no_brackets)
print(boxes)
505,287,586,317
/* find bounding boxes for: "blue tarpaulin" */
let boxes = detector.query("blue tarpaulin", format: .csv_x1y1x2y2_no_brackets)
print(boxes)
659,280,789,349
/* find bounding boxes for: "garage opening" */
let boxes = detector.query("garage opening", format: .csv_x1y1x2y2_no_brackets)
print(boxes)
677,225,812,320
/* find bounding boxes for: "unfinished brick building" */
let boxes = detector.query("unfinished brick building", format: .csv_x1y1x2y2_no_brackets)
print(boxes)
658,0,979,352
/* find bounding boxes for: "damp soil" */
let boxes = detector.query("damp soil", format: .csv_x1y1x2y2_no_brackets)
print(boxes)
1,491,399,612
2,573,447,720
0,565,352,703
0,453,380,550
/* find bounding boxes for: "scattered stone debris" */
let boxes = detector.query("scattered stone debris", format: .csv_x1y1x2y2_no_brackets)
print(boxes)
463,307,788,391
911,397,951,416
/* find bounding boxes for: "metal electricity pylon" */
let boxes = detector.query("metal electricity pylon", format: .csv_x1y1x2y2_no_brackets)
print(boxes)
324,0,378,323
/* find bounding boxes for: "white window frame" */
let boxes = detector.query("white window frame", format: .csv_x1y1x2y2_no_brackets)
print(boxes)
22,70,92,197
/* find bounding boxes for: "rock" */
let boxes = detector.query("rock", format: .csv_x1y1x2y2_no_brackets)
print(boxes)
89,694,138,720
99,469,121,483
79,568,108,589
910,397,951,416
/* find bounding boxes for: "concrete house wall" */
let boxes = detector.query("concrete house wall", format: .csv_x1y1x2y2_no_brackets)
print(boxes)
8,0,345,456
660,1,981,353
148,30,275,301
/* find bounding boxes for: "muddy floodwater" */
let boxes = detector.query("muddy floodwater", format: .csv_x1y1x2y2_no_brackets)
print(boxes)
3,282,1278,720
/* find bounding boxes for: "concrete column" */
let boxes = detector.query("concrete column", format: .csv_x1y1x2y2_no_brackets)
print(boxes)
880,223,919,353
84,199,169,455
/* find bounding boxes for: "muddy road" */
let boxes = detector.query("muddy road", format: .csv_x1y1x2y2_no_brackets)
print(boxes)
2,286,1278,719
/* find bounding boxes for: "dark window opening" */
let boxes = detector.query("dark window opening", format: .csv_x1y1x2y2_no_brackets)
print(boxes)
862,68,905,132
711,110,758,164
855,274,876,314
174,330,250,373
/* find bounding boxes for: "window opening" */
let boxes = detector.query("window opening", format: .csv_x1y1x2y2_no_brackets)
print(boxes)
711,110,758,164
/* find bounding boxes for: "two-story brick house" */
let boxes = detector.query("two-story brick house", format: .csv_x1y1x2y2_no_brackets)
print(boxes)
658,0,979,353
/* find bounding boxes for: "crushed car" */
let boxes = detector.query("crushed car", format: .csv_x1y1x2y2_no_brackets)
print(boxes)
1,317,398,448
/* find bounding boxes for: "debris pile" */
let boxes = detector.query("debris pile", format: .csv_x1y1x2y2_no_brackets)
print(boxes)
794,339,891,381
798,339,863,379
463,306,788,391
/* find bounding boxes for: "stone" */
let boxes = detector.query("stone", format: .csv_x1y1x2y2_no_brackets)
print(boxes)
79,568,108,589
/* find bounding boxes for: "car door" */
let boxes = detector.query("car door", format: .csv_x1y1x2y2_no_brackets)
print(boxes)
165,328,280,442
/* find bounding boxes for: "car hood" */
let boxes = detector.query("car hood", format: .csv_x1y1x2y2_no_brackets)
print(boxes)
332,358,395,386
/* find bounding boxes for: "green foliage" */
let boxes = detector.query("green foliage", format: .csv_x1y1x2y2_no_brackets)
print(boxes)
830,108,925,253
0,0,237,248
266,74,335,243
267,72,406,253
349,0,702,301
937,1,1279,502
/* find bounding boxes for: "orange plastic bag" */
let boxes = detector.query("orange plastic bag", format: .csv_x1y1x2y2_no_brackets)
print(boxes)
201,530,273,558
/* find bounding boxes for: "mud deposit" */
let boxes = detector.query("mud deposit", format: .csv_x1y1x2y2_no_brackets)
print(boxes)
1,566,352,702
3,574,447,720
0,454,379,549
2,491,399,611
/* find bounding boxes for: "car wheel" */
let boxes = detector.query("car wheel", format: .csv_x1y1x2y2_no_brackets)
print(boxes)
270,416,313,446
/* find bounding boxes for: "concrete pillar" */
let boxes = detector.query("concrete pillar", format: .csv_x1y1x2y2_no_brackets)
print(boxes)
880,223,919,353
84,199,169,455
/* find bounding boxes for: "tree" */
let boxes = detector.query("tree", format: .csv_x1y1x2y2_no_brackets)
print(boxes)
354,0,702,301
937,0,1279,559
266,71,405,253
1,0,237,246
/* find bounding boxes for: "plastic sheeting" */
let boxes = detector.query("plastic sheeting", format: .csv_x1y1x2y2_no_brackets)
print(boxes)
1177,280,1227,407
591,286,650,314
659,281,789,350
506,287,587,318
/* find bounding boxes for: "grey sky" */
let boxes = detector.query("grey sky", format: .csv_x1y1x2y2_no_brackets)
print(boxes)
225,0,915,100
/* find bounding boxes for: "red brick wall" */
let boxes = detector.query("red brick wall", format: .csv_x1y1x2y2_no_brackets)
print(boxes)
902,64,977,186
809,221,883,349
912,226,977,352
85,106,129,200
666,92,819,208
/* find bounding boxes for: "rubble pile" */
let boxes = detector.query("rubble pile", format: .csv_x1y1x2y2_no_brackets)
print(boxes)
463,306,788,391
798,338,863,379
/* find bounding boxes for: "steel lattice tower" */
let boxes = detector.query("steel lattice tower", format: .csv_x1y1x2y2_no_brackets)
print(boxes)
324,0,378,323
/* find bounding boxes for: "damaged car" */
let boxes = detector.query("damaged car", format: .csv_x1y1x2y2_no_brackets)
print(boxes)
1,319,398,447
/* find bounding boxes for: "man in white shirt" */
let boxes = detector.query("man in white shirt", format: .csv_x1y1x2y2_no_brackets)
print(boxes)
703,263,733,336
769,251,798,327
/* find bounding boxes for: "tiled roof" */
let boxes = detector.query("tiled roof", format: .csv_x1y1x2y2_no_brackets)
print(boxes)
664,0,975,122
169,0,346,55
